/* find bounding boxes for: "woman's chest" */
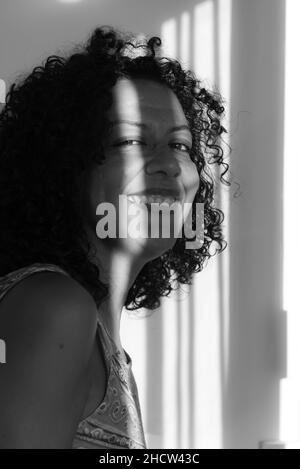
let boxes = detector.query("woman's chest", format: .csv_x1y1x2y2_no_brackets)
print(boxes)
80,338,108,421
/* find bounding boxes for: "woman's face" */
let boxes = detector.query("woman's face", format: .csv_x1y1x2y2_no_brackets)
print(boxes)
86,77,200,260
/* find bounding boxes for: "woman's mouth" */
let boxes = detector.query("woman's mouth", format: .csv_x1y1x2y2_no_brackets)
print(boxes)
127,194,179,206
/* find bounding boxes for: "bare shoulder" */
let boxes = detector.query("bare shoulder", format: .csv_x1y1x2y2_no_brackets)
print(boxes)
0,269,98,337
0,270,99,448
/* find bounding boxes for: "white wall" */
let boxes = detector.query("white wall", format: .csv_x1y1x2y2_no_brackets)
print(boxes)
0,0,288,449
225,0,286,449
0,0,199,84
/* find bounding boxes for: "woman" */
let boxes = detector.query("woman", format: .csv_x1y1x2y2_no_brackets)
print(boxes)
0,27,229,448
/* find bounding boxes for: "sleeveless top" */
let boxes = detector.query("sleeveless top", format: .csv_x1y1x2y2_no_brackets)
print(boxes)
0,263,147,449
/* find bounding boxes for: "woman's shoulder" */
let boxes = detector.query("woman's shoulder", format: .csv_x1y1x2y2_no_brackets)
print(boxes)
0,265,100,448
0,263,98,354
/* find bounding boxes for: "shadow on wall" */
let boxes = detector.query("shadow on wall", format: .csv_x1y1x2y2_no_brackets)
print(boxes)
122,0,286,450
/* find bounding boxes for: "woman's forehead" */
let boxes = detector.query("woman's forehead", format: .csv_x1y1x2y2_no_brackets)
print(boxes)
107,77,187,123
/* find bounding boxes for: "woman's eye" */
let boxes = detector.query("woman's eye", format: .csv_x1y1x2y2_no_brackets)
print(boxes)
170,142,192,153
114,139,146,147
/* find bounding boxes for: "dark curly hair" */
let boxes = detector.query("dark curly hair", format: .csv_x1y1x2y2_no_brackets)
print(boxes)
0,26,231,310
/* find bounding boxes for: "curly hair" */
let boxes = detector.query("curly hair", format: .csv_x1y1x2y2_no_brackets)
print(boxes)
0,26,231,310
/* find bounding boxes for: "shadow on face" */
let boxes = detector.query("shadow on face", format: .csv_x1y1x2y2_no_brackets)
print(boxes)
86,77,200,262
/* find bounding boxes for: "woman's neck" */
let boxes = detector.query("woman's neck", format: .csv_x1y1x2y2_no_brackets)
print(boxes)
86,228,145,343
98,249,143,340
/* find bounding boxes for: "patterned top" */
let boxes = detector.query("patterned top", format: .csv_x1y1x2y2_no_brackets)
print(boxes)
0,263,147,449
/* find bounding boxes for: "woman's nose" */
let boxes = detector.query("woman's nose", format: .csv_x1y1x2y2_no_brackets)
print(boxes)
145,151,181,178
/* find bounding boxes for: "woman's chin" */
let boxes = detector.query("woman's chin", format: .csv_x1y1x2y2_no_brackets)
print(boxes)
96,211,183,258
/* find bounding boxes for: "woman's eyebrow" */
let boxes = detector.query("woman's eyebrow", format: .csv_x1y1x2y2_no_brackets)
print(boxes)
166,124,192,135
110,119,147,130
110,120,192,136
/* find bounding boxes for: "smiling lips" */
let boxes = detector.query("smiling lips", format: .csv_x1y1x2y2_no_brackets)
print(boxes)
126,188,183,205
127,194,178,205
